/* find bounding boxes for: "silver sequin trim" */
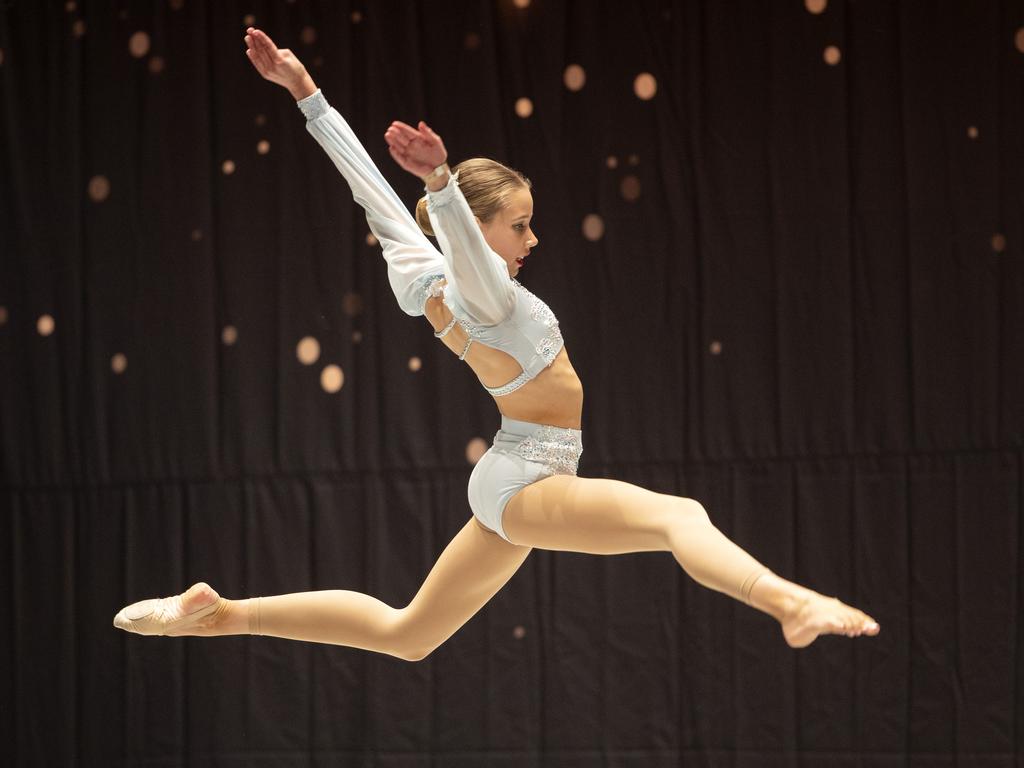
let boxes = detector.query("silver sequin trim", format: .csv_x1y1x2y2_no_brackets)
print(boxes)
297,89,329,121
484,369,531,397
413,272,447,314
515,426,583,476
515,281,563,363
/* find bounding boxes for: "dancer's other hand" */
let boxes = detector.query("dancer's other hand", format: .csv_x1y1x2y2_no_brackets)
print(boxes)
243,27,317,101
384,120,449,185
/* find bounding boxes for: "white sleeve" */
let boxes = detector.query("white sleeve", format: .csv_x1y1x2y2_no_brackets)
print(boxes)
425,172,516,325
297,89,445,317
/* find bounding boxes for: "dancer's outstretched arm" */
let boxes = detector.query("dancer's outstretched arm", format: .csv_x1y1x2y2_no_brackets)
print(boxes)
245,27,445,317
384,121,516,326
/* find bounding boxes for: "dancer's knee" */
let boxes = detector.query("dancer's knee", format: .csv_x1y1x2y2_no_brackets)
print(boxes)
662,497,712,542
677,497,710,524
388,609,440,663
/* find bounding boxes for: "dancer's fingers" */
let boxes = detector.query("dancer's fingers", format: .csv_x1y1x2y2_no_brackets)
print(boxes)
245,47,267,78
385,130,412,149
249,30,276,70
245,31,271,71
252,27,281,53
418,121,445,148
243,38,262,70
389,121,421,141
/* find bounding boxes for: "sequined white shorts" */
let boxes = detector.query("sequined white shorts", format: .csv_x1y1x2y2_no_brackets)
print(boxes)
467,416,583,542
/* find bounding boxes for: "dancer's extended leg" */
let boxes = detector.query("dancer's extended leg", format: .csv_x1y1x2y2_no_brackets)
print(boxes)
500,475,880,648
114,518,532,661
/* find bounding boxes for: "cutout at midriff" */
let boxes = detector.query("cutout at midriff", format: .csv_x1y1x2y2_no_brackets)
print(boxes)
424,293,524,389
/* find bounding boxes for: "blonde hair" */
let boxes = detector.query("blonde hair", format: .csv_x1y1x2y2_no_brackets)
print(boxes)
415,158,531,237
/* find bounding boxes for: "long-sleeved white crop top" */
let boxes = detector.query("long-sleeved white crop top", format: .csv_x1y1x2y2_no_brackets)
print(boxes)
298,89,563,396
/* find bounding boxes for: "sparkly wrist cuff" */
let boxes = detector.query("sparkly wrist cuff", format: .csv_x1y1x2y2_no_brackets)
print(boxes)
425,170,461,210
297,88,329,121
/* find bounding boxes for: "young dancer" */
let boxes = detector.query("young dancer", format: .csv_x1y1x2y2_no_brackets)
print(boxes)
113,28,879,658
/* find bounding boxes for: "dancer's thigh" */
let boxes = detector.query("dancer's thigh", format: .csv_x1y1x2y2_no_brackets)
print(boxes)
502,474,688,555
398,517,532,655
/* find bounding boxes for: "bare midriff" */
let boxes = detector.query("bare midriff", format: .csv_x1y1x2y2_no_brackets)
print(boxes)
424,294,584,430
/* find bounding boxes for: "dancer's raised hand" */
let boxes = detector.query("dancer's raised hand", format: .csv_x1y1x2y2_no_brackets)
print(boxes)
243,27,317,101
384,120,449,182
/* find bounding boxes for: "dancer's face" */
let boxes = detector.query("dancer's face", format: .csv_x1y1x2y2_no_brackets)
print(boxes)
479,187,538,278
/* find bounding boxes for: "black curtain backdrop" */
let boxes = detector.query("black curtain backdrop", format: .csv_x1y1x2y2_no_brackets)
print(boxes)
2,1,1023,765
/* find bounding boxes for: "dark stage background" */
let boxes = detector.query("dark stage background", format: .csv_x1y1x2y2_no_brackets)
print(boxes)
2,0,1023,765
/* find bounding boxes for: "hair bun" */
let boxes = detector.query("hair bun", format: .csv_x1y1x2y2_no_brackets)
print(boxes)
415,196,435,236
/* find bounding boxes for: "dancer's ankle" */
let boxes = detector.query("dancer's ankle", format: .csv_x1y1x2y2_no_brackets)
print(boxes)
746,573,806,623
194,597,249,636
248,596,262,636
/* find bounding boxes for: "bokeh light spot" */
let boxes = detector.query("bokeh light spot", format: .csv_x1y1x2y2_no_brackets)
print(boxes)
967,125,979,140
170,0,185,10
465,32,481,50
709,340,722,355
222,159,236,175
408,356,422,372
365,232,379,247
620,175,641,202
255,113,266,126
111,353,128,374
321,364,344,393
148,56,165,74
66,1,76,11
37,315,55,337
805,0,827,14
634,72,657,100
513,625,526,639
515,97,534,118
992,233,1007,253
0,49,4,67
243,14,255,26
582,214,605,242
0,306,8,326
563,64,586,92
72,20,86,37
513,0,531,8
191,228,203,241
129,31,151,58
221,325,238,345
301,26,317,45
824,45,841,65
606,155,618,169
342,292,364,317
257,139,270,155
465,437,488,464
351,330,363,343
88,175,111,202
351,10,363,23
628,153,640,166
297,336,321,365
1016,28,1024,54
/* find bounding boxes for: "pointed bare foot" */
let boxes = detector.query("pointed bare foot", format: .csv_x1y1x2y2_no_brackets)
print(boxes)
113,582,227,637
781,592,880,648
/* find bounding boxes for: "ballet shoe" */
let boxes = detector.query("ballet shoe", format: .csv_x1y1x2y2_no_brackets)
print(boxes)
113,591,222,636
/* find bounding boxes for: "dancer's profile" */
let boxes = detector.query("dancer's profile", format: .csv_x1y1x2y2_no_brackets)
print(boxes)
113,28,879,657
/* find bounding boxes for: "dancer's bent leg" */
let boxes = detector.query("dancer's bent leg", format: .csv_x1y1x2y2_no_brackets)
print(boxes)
500,475,880,648
114,517,532,661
